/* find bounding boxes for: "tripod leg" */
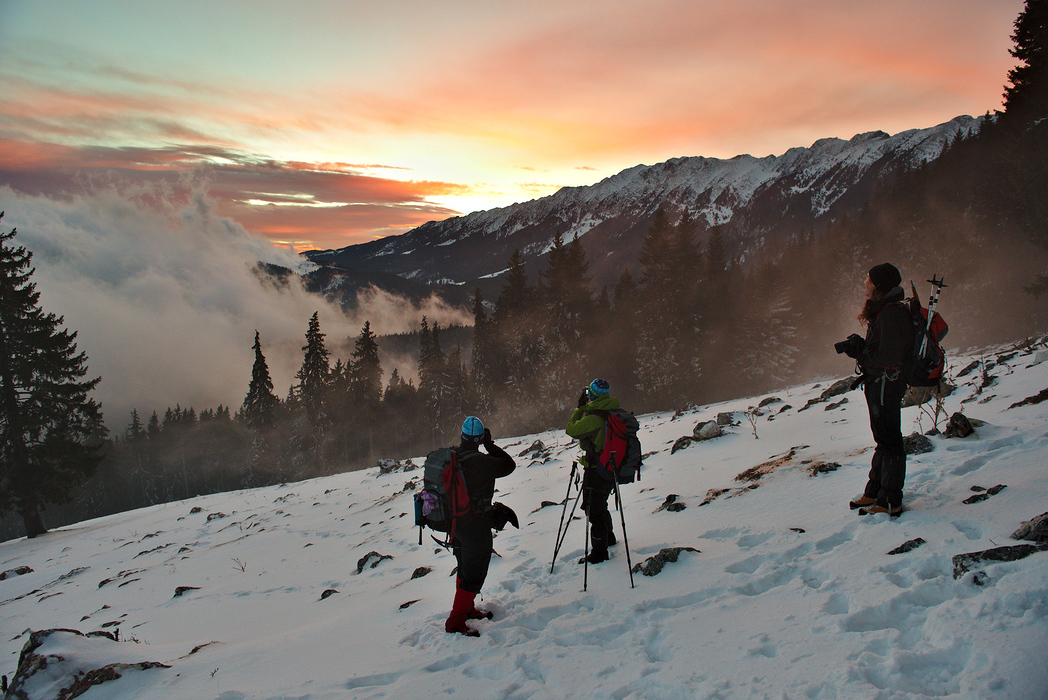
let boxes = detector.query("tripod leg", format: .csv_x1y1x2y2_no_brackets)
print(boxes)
613,479,635,589
551,474,583,573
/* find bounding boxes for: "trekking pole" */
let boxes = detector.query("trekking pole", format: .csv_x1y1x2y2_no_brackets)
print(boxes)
610,451,636,589
551,461,583,573
918,274,947,357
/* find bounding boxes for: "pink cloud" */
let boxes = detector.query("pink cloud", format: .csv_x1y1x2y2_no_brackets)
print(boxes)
0,141,465,249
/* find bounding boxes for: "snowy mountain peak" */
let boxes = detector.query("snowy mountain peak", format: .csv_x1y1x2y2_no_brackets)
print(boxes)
307,115,984,292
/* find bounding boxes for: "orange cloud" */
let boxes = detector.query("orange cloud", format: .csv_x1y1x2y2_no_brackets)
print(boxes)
0,140,468,249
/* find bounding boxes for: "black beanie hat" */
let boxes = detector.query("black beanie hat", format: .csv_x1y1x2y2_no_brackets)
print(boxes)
868,263,901,292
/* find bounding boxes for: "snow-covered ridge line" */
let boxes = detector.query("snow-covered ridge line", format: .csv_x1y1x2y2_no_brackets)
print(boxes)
307,115,982,289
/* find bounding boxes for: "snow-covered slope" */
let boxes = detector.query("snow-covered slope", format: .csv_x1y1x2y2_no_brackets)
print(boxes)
308,116,983,290
3,339,1047,700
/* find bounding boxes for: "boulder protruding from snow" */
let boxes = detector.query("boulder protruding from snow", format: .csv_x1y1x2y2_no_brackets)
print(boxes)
952,543,1048,579
799,377,855,412
671,420,724,453
1012,512,1048,544
903,432,934,455
943,412,974,438
1,566,32,581
695,421,722,440
654,495,686,513
518,440,547,458
5,629,170,700
356,551,393,574
631,547,700,576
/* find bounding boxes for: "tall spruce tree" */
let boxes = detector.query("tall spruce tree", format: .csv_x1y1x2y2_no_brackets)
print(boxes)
1003,0,1048,125
0,216,106,538
349,321,383,408
242,330,279,429
469,288,495,408
1000,0,1048,251
636,208,681,402
295,312,330,422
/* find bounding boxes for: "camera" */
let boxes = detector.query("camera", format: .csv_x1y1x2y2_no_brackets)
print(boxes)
835,334,865,358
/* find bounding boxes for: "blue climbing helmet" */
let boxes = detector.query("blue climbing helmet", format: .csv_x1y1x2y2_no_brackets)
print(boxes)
461,416,485,443
587,378,610,400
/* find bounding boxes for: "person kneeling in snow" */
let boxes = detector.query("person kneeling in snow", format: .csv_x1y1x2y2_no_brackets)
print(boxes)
445,416,516,636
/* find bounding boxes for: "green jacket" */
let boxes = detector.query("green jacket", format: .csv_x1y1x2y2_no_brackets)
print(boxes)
566,395,620,469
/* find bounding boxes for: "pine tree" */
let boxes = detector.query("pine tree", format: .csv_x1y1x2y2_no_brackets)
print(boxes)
349,321,383,408
705,226,728,281
381,367,419,454
295,311,330,422
494,249,530,324
242,330,279,429
417,317,449,445
126,409,144,443
147,411,161,440
1002,0,1048,125
538,233,594,408
636,208,681,401
999,0,1048,248
608,268,642,403
0,216,107,538
469,288,496,410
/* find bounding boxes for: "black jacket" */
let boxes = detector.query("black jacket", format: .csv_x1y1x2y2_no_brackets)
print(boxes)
456,441,515,512
860,287,914,376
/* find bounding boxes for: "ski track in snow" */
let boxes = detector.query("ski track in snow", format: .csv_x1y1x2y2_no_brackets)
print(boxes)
2,345,1047,699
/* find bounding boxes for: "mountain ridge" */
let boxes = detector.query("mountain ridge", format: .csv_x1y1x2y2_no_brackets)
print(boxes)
306,115,983,294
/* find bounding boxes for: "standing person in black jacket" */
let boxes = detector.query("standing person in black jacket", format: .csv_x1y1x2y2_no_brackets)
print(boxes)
838,263,915,517
445,416,516,637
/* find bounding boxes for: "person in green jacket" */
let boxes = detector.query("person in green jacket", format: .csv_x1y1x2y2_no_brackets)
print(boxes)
565,377,618,564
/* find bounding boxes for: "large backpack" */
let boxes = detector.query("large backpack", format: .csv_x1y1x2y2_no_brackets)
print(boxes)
902,281,949,387
592,409,643,484
414,447,476,545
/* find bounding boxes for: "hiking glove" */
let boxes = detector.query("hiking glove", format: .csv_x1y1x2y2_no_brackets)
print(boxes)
482,428,493,447
578,390,589,408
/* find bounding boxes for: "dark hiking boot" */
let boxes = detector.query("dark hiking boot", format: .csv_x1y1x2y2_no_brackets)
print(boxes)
467,608,493,620
858,503,904,517
849,496,876,510
579,549,609,564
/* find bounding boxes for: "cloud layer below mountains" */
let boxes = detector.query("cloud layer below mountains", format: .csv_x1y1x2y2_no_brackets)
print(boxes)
0,185,469,430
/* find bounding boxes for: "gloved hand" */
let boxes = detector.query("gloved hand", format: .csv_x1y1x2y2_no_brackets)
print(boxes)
489,502,519,531
482,428,493,447
578,390,589,408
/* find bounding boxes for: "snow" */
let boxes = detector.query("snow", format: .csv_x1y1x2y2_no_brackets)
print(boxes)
2,343,1047,699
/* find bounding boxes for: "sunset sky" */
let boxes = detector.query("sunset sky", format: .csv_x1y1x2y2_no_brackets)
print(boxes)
0,0,1025,252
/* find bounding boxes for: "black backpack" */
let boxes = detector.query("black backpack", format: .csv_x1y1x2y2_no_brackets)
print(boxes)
902,281,949,387
414,447,476,546
591,409,643,484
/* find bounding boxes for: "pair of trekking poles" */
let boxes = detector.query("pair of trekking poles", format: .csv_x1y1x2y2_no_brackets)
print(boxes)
550,459,635,590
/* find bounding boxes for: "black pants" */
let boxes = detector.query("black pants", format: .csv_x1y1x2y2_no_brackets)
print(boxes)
863,376,908,507
452,512,493,594
582,469,615,555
